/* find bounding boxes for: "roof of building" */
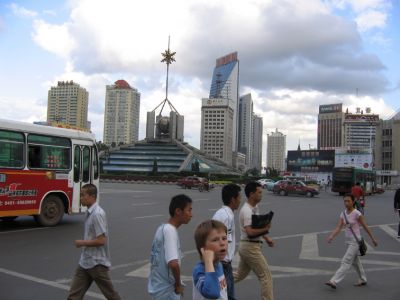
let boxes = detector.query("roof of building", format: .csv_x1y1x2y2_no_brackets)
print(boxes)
114,80,131,89
392,110,400,121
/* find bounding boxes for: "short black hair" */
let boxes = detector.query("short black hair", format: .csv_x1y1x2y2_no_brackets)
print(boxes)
344,193,355,202
169,194,192,217
81,183,97,199
221,184,241,206
244,181,262,198
356,182,361,186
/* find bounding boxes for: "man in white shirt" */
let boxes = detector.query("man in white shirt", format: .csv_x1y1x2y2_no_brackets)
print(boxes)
212,184,242,300
234,181,275,300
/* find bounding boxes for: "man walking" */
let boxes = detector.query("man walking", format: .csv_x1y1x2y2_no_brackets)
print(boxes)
351,182,365,212
394,187,400,238
148,194,193,299
212,184,242,300
234,181,275,300
67,184,121,300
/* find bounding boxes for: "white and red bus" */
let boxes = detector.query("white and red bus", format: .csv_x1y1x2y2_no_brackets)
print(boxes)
0,119,99,226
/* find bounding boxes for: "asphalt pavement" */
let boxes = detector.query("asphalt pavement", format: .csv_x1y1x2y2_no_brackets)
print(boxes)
1,183,399,300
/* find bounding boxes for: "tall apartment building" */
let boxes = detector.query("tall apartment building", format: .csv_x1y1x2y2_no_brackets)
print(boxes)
343,109,379,149
47,81,89,130
103,80,141,146
317,103,345,149
267,129,286,172
209,52,239,152
374,111,400,186
238,94,253,166
200,98,234,166
251,114,263,171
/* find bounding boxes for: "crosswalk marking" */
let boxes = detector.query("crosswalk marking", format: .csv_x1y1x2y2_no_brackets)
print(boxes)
379,225,400,242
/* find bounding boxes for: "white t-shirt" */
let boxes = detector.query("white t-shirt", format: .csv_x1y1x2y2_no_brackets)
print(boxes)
239,202,260,241
341,209,362,240
163,223,181,264
213,206,235,262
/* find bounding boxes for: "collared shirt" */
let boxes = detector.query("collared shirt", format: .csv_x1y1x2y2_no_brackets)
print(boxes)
239,202,261,242
79,203,111,269
213,206,235,262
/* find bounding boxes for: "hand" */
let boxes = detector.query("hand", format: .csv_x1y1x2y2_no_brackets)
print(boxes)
200,247,215,263
74,240,85,248
372,238,378,247
175,283,184,295
327,236,333,243
264,236,274,247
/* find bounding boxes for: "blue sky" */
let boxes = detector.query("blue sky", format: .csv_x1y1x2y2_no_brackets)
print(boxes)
0,0,399,157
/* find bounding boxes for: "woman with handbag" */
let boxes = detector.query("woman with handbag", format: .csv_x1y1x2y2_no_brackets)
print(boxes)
325,194,378,289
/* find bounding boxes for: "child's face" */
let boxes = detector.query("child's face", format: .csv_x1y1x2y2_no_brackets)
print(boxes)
204,228,228,261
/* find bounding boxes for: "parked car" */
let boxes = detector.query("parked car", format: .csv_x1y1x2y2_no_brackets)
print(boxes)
266,180,276,191
273,180,319,197
177,176,208,189
257,178,275,189
304,180,321,191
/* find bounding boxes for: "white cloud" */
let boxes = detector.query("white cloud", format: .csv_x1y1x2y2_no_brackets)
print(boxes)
356,10,387,32
9,3,38,18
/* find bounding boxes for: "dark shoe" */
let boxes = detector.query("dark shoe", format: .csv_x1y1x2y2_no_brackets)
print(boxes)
325,281,337,289
354,281,367,287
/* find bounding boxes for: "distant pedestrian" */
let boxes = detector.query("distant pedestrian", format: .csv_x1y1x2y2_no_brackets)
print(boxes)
351,182,365,213
325,194,378,289
192,220,228,299
148,194,193,299
212,184,242,300
394,188,400,238
234,181,275,300
67,184,121,300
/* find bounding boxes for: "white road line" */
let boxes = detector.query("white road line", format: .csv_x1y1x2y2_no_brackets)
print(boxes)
0,267,104,299
100,189,151,194
379,225,400,242
208,208,218,211
131,202,158,206
299,233,319,259
132,214,164,220
0,227,51,235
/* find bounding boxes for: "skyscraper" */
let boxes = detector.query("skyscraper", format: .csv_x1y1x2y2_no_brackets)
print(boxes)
103,80,140,146
47,81,89,130
209,52,239,152
317,103,345,149
343,109,379,149
267,129,286,172
200,98,234,166
238,93,253,166
251,114,263,171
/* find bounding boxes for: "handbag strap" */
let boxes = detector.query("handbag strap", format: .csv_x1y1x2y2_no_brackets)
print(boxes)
342,210,360,243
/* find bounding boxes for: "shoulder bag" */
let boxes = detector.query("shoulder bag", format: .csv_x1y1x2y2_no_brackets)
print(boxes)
343,211,367,256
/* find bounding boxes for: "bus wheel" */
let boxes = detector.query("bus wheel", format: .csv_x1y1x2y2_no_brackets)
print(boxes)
0,216,18,222
35,195,64,226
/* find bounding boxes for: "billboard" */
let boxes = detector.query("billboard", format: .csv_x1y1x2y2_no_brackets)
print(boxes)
216,52,238,67
319,103,342,114
344,114,379,123
335,149,373,170
202,98,229,107
287,150,335,172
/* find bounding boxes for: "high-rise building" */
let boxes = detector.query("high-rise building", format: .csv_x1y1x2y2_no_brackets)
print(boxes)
200,98,234,166
209,52,239,152
343,109,379,149
103,80,140,146
374,111,400,186
318,103,345,149
251,114,263,171
238,93,253,166
47,81,89,130
267,129,286,172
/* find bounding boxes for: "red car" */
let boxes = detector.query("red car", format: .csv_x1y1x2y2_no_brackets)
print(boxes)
177,176,208,189
273,180,319,197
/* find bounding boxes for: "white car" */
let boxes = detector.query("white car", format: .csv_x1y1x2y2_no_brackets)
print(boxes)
257,178,275,189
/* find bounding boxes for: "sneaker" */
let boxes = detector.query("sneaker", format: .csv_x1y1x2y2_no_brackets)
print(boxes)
325,281,337,289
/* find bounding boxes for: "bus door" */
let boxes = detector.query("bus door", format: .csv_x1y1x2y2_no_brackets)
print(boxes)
71,143,93,213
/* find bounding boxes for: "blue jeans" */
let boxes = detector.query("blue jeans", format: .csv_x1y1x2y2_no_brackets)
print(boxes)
222,261,236,300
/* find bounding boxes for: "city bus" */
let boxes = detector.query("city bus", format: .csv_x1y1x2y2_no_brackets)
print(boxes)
332,167,376,195
0,119,99,226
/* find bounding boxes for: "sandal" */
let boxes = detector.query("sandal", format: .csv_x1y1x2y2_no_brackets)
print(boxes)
325,281,337,289
354,281,367,287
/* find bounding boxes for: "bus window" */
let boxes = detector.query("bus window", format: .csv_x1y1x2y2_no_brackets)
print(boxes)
0,130,24,168
74,146,81,183
28,134,71,170
82,146,90,182
92,146,99,180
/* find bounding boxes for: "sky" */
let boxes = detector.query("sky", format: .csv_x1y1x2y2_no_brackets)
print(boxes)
1,0,399,166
